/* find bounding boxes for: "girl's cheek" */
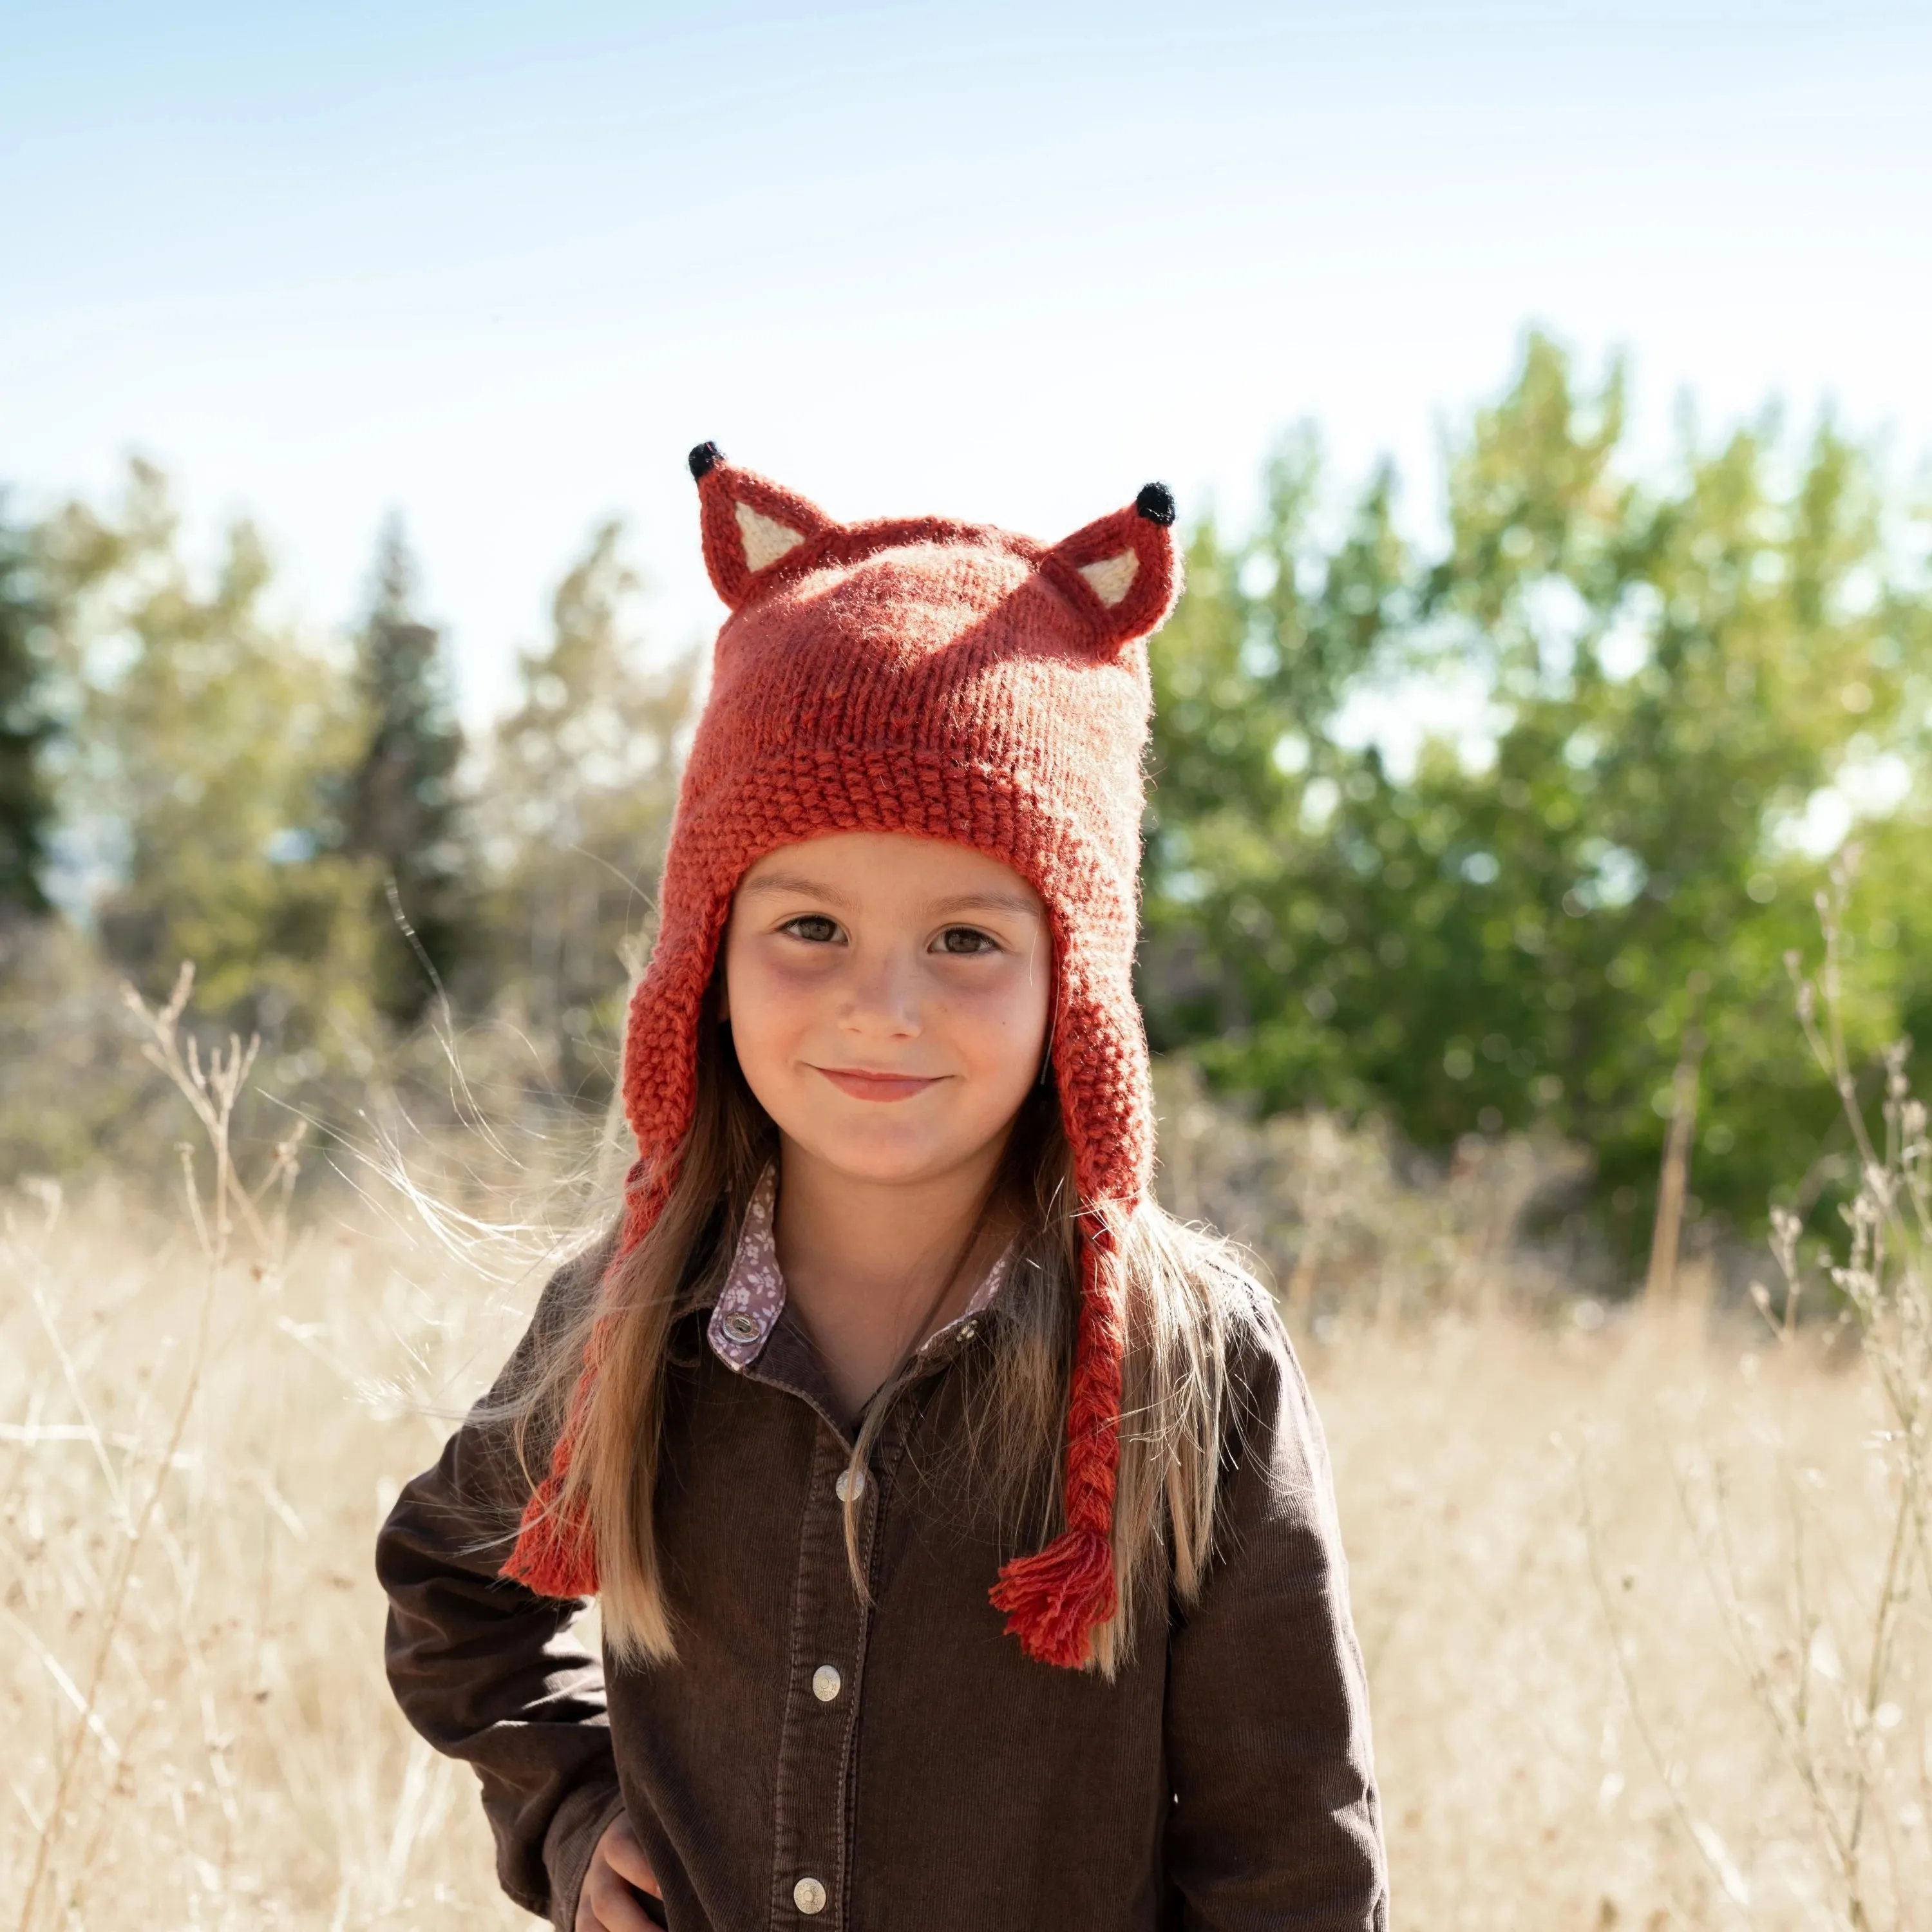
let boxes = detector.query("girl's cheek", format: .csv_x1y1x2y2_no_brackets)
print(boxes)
931,981,1048,1075
935,957,1046,1018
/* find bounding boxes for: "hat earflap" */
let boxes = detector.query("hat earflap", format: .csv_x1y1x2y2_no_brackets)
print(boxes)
501,894,730,1598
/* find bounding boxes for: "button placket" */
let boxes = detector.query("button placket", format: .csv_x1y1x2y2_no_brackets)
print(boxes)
766,1432,876,1929
744,1350,942,1929
825,1397,929,1928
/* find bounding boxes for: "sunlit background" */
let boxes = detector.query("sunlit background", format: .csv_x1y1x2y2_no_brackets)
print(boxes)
8,9,1932,1929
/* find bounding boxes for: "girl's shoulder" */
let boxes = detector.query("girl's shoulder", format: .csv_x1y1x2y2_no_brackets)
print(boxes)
534,1217,622,1328
483,1217,624,1410
1160,1221,1296,1368
1166,1230,1331,1477
1195,1244,1286,1338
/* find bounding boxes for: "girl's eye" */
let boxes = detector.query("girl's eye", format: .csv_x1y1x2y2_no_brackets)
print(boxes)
936,926,998,956
781,914,842,943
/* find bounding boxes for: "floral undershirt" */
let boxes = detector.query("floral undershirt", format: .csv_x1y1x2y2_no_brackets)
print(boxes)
706,1162,1016,1372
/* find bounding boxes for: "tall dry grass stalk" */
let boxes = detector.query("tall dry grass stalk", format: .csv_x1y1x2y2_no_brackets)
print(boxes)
1572,866,1932,1932
1,969,560,1929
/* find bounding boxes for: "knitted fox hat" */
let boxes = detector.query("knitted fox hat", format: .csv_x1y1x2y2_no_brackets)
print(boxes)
502,444,1182,1669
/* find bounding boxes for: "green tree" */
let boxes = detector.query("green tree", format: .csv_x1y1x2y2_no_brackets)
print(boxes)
1141,332,1931,1245
342,521,471,1028
480,520,698,1099
37,460,377,1048
0,497,56,916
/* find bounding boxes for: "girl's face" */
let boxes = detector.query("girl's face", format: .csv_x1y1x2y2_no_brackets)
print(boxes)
720,831,1053,1186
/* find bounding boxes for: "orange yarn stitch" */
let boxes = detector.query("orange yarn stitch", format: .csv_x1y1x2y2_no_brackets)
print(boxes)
502,446,1182,1669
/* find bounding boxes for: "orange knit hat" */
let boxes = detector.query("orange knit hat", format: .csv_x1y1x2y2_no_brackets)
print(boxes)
502,444,1182,1669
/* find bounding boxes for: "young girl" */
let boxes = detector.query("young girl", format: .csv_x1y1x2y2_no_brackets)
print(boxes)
376,448,1388,1931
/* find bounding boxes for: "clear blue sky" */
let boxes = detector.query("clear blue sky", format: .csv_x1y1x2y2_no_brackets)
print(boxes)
7,0,1929,720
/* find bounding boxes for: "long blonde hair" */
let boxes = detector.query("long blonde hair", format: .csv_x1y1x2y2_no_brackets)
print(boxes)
506,971,1253,1680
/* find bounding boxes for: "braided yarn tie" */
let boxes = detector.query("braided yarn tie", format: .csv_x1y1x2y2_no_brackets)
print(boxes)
987,1220,1125,1667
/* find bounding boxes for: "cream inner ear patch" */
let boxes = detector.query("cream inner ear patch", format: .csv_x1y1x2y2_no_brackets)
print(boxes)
735,501,808,573
1078,551,1139,608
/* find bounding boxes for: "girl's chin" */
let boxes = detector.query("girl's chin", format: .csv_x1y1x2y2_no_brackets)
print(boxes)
776,1130,994,1188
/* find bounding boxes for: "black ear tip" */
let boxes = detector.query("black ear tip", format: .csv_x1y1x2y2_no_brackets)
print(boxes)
1135,481,1177,527
688,441,724,482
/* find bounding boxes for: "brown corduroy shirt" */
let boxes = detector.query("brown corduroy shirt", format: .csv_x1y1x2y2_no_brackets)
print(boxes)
375,1216,1388,1932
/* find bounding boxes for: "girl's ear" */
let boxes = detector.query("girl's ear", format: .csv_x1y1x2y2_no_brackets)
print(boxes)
689,443,838,609
1044,482,1183,658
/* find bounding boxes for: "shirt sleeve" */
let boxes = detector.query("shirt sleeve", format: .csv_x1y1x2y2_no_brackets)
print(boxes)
1163,1283,1390,1932
374,1229,627,1932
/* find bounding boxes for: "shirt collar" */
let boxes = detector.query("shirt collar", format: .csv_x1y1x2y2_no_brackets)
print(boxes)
706,1162,1016,1372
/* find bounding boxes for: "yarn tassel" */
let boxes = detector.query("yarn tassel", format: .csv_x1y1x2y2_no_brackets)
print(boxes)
988,1526,1117,1669
989,1214,1125,1668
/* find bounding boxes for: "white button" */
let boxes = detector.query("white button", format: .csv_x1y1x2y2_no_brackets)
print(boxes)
956,1320,977,1341
721,1311,762,1345
811,1663,842,1703
793,1875,827,1915
833,1468,865,1501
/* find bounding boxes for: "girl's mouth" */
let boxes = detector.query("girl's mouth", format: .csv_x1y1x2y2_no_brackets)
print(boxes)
813,1066,944,1103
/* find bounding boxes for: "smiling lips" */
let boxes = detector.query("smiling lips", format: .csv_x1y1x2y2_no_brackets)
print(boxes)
813,1066,944,1103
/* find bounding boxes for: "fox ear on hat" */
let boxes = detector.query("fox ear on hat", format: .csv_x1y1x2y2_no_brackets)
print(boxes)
1045,481,1182,656
688,442,838,609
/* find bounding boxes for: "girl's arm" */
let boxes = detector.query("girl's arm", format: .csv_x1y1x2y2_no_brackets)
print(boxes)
375,1231,628,1932
1164,1285,1390,1932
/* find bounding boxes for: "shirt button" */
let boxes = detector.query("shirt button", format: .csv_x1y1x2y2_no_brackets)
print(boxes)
833,1468,865,1502
721,1311,762,1345
793,1875,828,1915
811,1663,842,1703
957,1320,977,1341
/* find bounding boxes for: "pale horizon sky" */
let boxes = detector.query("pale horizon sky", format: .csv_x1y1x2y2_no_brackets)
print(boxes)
8,0,1929,724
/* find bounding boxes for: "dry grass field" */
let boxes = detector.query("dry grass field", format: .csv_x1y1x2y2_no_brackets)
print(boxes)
4,997,1929,1929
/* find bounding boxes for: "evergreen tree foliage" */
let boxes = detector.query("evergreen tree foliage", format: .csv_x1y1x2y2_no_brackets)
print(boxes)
37,460,376,1046
1141,332,1932,1244
343,521,470,1028
0,498,56,917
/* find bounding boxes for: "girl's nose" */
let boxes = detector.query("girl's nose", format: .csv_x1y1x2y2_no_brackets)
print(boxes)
838,943,921,1034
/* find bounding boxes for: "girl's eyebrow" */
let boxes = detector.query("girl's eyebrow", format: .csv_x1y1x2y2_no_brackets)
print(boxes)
739,872,855,908
928,890,1043,919
740,873,1040,919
